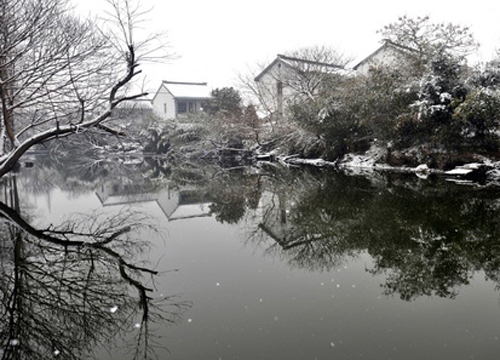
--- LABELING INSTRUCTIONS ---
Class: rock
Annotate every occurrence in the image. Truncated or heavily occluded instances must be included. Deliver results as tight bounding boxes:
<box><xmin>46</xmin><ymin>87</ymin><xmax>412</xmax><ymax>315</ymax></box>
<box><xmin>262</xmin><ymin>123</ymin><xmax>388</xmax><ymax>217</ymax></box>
<box><xmin>445</xmin><ymin>163</ymin><xmax>491</xmax><ymax>184</ymax></box>
<box><xmin>415</xmin><ymin>164</ymin><xmax>430</xmax><ymax>179</ymax></box>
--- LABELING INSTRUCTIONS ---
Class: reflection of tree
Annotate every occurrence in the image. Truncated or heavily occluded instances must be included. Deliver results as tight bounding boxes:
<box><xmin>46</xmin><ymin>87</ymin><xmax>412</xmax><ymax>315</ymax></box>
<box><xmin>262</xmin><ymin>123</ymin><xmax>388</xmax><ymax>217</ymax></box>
<box><xmin>246</xmin><ymin>169</ymin><xmax>368</xmax><ymax>271</ymax></box>
<box><xmin>293</xmin><ymin>175</ymin><xmax>500</xmax><ymax>300</ymax></box>
<box><xmin>0</xmin><ymin>177</ymin><xmax>188</xmax><ymax>360</ymax></box>
<box><xmin>216</xmin><ymin>165</ymin><xmax>500</xmax><ymax>301</ymax></box>
<box><xmin>207</xmin><ymin>167</ymin><xmax>262</xmax><ymax>225</ymax></box>
<box><xmin>363</xmin><ymin>185</ymin><xmax>500</xmax><ymax>301</ymax></box>
<box><xmin>19</xmin><ymin>154</ymin><xmax>168</xmax><ymax>199</ymax></box>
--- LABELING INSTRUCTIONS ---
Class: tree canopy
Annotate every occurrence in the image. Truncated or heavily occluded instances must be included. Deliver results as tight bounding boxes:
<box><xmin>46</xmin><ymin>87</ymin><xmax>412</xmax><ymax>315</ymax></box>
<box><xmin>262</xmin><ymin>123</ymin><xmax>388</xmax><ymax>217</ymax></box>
<box><xmin>204</xmin><ymin>87</ymin><xmax>242</xmax><ymax>117</ymax></box>
<box><xmin>378</xmin><ymin>15</ymin><xmax>479</xmax><ymax>64</ymax></box>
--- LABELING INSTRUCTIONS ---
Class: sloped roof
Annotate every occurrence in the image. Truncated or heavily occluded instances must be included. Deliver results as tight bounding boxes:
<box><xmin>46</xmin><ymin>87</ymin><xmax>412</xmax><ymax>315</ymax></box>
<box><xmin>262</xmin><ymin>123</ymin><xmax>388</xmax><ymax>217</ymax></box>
<box><xmin>353</xmin><ymin>40</ymin><xmax>418</xmax><ymax>70</ymax></box>
<box><xmin>162</xmin><ymin>81</ymin><xmax>210</xmax><ymax>99</ymax></box>
<box><xmin>254</xmin><ymin>54</ymin><xmax>344</xmax><ymax>81</ymax></box>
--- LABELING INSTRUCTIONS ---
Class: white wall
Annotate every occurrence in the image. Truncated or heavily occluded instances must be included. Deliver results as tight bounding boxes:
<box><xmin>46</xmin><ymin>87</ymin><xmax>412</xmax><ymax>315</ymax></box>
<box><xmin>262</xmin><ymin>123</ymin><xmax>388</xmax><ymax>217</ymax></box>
<box><xmin>152</xmin><ymin>85</ymin><xmax>176</xmax><ymax>119</ymax></box>
<box><xmin>256</xmin><ymin>62</ymin><xmax>298</xmax><ymax>118</ymax></box>
<box><xmin>355</xmin><ymin>46</ymin><xmax>404</xmax><ymax>76</ymax></box>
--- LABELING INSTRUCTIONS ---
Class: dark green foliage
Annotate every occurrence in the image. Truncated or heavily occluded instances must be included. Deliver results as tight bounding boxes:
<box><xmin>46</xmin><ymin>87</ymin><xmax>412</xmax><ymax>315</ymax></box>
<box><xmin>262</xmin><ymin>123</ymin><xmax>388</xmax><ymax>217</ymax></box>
<box><xmin>354</xmin><ymin>67</ymin><xmax>418</xmax><ymax>143</ymax></box>
<box><xmin>286</xmin><ymin>45</ymin><xmax>500</xmax><ymax>161</ymax></box>
<box><xmin>289</xmin><ymin>66</ymin><xmax>421</xmax><ymax>159</ymax></box>
<box><xmin>288</xmin><ymin>75</ymin><xmax>368</xmax><ymax>159</ymax></box>
<box><xmin>204</xmin><ymin>87</ymin><xmax>242</xmax><ymax>117</ymax></box>
<box><xmin>453</xmin><ymin>89</ymin><xmax>500</xmax><ymax>151</ymax></box>
<box><xmin>411</xmin><ymin>53</ymin><xmax>468</xmax><ymax>148</ymax></box>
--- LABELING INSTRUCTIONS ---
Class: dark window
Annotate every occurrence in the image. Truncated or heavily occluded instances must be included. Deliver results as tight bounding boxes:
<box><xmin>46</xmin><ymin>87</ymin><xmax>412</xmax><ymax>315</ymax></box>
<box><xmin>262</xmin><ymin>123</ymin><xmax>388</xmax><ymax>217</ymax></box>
<box><xmin>178</xmin><ymin>101</ymin><xmax>187</xmax><ymax>113</ymax></box>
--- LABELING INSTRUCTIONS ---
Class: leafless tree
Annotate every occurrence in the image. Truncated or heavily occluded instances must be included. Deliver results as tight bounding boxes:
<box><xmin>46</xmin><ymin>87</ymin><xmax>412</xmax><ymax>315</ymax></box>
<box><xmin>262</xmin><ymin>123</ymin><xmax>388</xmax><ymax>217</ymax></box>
<box><xmin>0</xmin><ymin>0</ymin><xmax>170</xmax><ymax>177</ymax></box>
<box><xmin>278</xmin><ymin>46</ymin><xmax>351</xmax><ymax>101</ymax></box>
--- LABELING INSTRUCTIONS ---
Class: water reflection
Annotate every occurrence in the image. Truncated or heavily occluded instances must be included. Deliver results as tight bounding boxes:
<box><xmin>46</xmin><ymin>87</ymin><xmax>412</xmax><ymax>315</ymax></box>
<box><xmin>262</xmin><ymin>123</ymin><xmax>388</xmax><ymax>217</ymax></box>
<box><xmin>0</xmin><ymin>175</ymin><xmax>188</xmax><ymax>360</ymax></box>
<box><xmin>15</xmin><ymin>154</ymin><xmax>500</xmax><ymax>304</ymax></box>
<box><xmin>10</xmin><ymin>154</ymin><xmax>500</xmax><ymax>358</ymax></box>
<box><xmin>164</xmin><ymin>161</ymin><xmax>500</xmax><ymax>302</ymax></box>
<box><xmin>241</xmin><ymin>167</ymin><xmax>500</xmax><ymax>301</ymax></box>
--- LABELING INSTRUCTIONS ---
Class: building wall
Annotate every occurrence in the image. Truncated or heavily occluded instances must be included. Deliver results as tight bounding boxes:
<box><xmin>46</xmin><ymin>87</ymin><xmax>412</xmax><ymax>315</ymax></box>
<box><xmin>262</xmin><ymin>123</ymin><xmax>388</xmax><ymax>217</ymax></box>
<box><xmin>256</xmin><ymin>62</ymin><xmax>298</xmax><ymax>119</ymax></box>
<box><xmin>355</xmin><ymin>46</ymin><xmax>404</xmax><ymax>76</ymax></box>
<box><xmin>152</xmin><ymin>85</ymin><xmax>176</xmax><ymax>119</ymax></box>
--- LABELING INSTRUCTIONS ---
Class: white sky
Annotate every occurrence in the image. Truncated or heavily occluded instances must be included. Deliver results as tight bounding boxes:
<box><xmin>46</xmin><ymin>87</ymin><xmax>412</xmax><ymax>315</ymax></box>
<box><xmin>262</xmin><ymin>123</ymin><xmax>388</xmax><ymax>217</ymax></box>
<box><xmin>75</xmin><ymin>0</ymin><xmax>500</xmax><ymax>95</ymax></box>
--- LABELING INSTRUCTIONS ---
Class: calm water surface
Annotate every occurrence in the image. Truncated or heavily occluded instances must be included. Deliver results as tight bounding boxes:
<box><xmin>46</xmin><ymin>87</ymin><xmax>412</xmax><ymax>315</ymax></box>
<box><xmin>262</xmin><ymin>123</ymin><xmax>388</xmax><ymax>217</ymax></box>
<box><xmin>3</xmin><ymin>155</ymin><xmax>500</xmax><ymax>359</ymax></box>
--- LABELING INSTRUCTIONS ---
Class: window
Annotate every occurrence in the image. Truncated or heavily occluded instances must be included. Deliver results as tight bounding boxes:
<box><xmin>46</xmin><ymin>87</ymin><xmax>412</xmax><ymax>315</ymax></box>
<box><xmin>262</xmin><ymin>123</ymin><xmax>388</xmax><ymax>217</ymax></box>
<box><xmin>163</xmin><ymin>103</ymin><xmax>167</xmax><ymax>114</ymax></box>
<box><xmin>277</xmin><ymin>81</ymin><xmax>283</xmax><ymax>96</ymax></box>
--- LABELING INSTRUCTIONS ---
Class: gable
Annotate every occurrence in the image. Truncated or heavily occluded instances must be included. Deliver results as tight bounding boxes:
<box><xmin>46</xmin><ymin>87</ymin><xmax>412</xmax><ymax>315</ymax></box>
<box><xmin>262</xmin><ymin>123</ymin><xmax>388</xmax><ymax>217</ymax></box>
<box><xmin>254</xmin><ymin>58</ymin><xmax>293</xmax><ymax>82</ymax></box>
<box><xmin>152</xmin><ymin>83</ymin><xmax>169</xmax><ymax>104</ymax></box>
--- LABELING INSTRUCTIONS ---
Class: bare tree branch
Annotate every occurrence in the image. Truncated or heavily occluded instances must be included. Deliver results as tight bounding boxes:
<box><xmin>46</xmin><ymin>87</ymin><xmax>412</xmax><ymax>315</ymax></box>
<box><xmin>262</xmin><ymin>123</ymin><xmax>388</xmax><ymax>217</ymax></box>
<box><xmin>0</xmin><ymin>0</ymin><xmax>172</xmax><ymax>177</ymax></box>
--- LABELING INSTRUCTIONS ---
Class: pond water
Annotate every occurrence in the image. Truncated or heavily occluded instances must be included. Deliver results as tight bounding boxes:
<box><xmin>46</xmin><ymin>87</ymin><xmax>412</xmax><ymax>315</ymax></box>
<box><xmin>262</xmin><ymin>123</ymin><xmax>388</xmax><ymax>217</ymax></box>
<box><xmin>2</xmin><ymin>155</ymin><xmax>500</xmax><ymax>359</ymax></box>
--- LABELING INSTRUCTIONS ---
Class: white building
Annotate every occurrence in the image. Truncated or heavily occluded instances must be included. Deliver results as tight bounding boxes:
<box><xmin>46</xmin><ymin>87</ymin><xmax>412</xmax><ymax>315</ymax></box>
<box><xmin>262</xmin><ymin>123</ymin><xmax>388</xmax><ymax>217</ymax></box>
<box><xmin>353</xmin><ymin>40</ymin><xmax>418</xmax><ymax>75</ymax></box>
<box><xmin>254</xmin><ymin>54</ymin><xmax>346</xmax><ymax>119</ymax></box>
<box><xmin>152</xmin><ymin>81</ymin><xmax>210</xmax><ymax>119</ymax></box>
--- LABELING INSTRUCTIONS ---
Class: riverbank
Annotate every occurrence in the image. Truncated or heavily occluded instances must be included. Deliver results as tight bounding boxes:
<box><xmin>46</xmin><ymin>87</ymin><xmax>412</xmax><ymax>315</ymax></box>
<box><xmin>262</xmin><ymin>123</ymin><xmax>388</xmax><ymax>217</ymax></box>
<box><xmin>274</xmin><ymin>143</ymin><xmax>500</xmax><ymax>186</ymax></box>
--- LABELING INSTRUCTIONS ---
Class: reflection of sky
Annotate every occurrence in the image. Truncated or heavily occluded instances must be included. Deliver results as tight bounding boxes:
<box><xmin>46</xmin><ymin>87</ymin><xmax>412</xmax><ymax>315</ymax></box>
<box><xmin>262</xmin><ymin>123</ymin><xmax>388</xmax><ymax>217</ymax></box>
<box><xmin>26</xmin><ymin>188</ymin><xmax>103</xmax><ymax>227</ymax></box>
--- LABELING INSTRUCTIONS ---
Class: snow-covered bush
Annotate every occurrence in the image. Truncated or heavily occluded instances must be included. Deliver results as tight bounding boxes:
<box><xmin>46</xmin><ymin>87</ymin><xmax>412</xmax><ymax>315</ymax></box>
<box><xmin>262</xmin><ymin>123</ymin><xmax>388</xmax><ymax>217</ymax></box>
<box><xmin>404</xmin><ymin>52</ymin><xmax>470</xmax><ymax>149</ymax></box>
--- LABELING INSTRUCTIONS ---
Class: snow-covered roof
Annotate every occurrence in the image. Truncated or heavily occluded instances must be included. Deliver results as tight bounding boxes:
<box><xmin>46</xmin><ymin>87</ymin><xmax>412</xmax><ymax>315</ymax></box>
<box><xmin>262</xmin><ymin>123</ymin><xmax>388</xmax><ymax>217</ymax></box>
<box><xmin>162</xmin><ymin>81</ymin><xmax>210</xmax><ymax>99</ymax></box>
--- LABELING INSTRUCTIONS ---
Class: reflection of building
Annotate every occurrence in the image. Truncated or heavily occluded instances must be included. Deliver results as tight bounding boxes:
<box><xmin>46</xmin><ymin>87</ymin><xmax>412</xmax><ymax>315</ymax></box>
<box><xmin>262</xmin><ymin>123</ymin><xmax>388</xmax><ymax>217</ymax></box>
<box><xmin>96</xmin><ymin>180</ymin><xmax>212</xmax><ymax>221</ymax></box>
<box><xmin>157</xmin><ymin>189</ymin><xmax>212</xmax><ymax>221</ymax></box>
<box><xmin>96</xmin><ymin>181</ymin><xmax>159</xmax><ymax>206</ymax></box>
<box><xmin>152</xmin><ymin>81</ymin><xmax>210</xmax><ymax>119</ymax></box>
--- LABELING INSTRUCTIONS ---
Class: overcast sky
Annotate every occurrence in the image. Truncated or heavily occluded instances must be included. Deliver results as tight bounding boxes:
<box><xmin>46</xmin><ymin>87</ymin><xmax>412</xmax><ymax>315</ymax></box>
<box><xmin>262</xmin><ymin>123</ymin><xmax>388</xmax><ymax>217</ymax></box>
<box><xmin>77</xmin><ymin>0</ymin><xmax>500</xmax><ymax>93</ymax></box>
